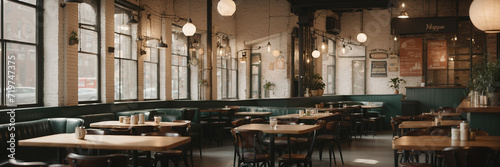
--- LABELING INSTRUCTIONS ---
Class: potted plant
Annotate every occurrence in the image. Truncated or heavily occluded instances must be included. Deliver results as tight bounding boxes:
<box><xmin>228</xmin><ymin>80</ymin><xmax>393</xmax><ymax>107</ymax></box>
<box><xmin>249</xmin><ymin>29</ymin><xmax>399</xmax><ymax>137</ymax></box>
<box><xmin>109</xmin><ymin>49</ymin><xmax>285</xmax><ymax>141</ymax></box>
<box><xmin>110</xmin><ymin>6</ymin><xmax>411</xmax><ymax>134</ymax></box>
<box><xmin>388</xmin><ymin>77</ymin><xmax>406</xmax><ymax>94</ymax></box>
<box><xmin>69</xmin><ymin>31</ymin><xmax>79</xmax><ymax>46</ymax></box>
<box><xmin>469</xmin><ymin>62</ymin><xmax>500</xmax><ymax>105</ymax></box>
<box><xmin>309</xmin><ymin>73</ymin><xmax>325</xmax><ymax>96</ymax></box>
<box><xmin>263</xmin><ymin>81</ymin><xmax>275</xmax><ymax>98</ymax></box>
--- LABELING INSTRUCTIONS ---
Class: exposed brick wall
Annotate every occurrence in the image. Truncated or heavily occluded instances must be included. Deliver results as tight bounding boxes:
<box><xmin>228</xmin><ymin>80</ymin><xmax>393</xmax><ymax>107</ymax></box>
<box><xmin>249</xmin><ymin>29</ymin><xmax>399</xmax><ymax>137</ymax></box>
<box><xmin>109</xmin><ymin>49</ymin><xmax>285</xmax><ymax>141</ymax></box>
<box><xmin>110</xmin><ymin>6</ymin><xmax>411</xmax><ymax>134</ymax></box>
<box><xmin>65</xmin><ymin>4</ymin><xmax>79</xmax><ymax>106</ymax></box>
<box><xmin>101</xmin><ymin>0</ymin><xmax>115</xmax><ymax>103</ymax></box>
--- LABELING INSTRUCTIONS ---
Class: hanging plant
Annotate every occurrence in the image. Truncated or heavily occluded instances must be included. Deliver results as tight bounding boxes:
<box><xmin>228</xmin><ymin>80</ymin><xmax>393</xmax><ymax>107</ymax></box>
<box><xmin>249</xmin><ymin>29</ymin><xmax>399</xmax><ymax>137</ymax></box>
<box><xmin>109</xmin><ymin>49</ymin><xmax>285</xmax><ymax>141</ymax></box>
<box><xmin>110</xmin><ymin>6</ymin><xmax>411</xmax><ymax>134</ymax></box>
<box><xmin>69</xmin><ymin>31</ymin><xmax>79</xmax><ymax>46</ymax></box>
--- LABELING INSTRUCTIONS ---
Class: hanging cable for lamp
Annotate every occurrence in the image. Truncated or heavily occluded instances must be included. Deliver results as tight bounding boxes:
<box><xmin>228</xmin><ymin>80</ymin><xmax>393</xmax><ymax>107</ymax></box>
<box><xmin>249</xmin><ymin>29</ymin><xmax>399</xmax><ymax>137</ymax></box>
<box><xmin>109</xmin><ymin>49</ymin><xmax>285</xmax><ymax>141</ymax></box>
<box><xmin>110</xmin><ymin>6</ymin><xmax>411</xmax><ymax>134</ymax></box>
<box><xmin>182</xmin><ymin>0</ymin><xmax>196</xmax><ymax>36</ymax></box>
<box><xmin>267</xmin><ymin>0</ymin><xmax>271</xmax><ymax>52</ymax></box>
<box><xmin>357</xmin><ymin>10</ymin><xmax>367</xmax><ymax>43</ymax></box>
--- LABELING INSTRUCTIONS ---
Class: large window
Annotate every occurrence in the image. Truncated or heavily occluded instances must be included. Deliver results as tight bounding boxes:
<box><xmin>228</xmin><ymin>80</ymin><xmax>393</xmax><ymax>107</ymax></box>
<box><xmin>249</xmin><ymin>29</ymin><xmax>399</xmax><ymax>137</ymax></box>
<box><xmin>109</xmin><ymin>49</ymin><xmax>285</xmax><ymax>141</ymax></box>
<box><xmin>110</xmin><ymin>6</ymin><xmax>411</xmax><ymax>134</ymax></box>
<box><xmin>114</xmin><ymin>6</ymin><xmax>137</xmax><ymax>100</ymax></box>
<box><xmin>3</xmin><ymin>0</ymin><xmax>39</xmax><ymax>106</ymax></box>
<box><xmin>144</xmin><ymin>40</ymin><xmax>159</xmax><ymax>100</ymax></box>
<box><xmin>78</xmin><ymin>0</ymin><xmax>99</xmax><ymax>102</ymax></box>
<box><xmin>171</xmin><ymin>26</ymin><xmax>189</xmax><ymax>99</ymax></box>
<box><xmin>217</xmin><ymin>37</ymin><xmax>237</xmax><ymax>99</ymax></box>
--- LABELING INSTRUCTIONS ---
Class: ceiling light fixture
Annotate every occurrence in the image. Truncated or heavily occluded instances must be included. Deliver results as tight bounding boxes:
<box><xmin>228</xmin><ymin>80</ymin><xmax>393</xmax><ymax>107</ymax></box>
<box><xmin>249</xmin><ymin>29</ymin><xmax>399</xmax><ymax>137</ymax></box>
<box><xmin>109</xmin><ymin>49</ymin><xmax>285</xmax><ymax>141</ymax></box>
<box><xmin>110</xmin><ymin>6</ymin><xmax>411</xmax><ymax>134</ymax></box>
<box><xmin>267</xmin><ymin>0</ymin><xmax>271</xmax><ymax>53</ymax></box>
<box><xmin>321</xmin><ymin>37</ymin><xmax>327</xmax><ymax>50</ymax></box>
<box><xmin>127</xmin><ymin>13</ymin><xmax>139</xmax><ymax>25</ymax></box>
<box><xmin>469</xmin><ymin>0</ymin><xmax>500</xmax><ymax>33</ymax></box>
<box><xmin>182</xmin><ymin>0</ymin><xmax>196</xmax><ymax>36</ymax></box>
<box><xmin>312</xmin><ymin>49</ymin><xmax>320</xmax><ymax>58</ymax></box>
<box><xmin>357</xmin><ymin>10</ymin><xmax>367</xmax><ymax>43</ymax></box>
<box><xmin>398</xmin><ymin>2</ymin><xmax>409</xmax><ymax>18</ymax></box>
<box><xmin>157</xmin><ymin>17</ymin><xmax>168</xmax><ymax>49</ymax></box>
<box><xmin>272</xmin><ymin>49</ymin><xmax>280</xmax><ymax>57</ymax></box>
<box><xmin>240</xmin><ymin>51</ymin><xmax>247</xmax><ymax>63</ymax></box>
<box><xmin>217</xmin><ymin>0</ymin><xmax>236</xmax><ymax>16</ymax></box>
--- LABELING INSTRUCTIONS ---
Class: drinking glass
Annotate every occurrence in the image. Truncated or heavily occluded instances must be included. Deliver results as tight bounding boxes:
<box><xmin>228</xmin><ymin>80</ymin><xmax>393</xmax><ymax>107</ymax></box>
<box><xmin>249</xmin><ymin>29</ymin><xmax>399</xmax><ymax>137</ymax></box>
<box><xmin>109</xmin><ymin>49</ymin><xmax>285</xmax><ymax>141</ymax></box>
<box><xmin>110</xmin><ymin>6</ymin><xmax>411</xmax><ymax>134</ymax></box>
<box><xmin>269</xmin><ymin>117</ymin><xmax>278</xmax><ymax>129</ymax></box>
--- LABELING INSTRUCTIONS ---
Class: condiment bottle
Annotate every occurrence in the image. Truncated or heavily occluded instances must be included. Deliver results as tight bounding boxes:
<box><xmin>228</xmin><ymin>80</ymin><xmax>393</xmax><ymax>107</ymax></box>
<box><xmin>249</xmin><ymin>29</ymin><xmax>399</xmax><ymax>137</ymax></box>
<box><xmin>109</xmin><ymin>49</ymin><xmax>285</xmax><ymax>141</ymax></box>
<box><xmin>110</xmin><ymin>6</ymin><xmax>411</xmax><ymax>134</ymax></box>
<box><xmin>460</xmin><ymin>121</ymin><xmax>469</xmax><ymax>141</ymax></box>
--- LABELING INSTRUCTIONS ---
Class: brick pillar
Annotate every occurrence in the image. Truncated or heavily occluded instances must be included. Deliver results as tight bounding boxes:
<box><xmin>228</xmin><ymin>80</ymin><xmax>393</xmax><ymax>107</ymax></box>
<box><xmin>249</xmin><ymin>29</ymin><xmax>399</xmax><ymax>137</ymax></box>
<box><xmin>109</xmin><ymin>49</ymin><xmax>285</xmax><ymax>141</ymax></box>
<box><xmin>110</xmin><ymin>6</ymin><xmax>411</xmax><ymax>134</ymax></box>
<box><xmin>64</xmin><ymin>4</ymin><xmax>79</xmax><ymax>106</ymax></box>
<box><xmin>43</xmin><ymin>0</ymin><xmax>64</xmax><ymax>106</ymax></box>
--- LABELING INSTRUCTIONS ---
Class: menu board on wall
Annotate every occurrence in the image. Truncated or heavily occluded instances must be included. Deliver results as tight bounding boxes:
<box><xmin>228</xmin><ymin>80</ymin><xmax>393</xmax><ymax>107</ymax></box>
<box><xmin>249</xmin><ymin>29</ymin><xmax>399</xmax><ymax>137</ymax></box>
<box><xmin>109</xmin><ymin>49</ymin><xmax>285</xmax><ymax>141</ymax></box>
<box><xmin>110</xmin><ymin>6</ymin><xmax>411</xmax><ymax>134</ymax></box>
<box><xmin>400</xmin><ymin>38</ymin><xmax>423</xmax><ymax>76</ymax></box>
<box><xmin>371</xmin><ymin>61</ymin><xmax>387</xmax><ymax>77</ymax></box>
<box><xmin>427</xmin><ymin>40</ymin><xmax>447</xmax><ymax>70</ymax></box>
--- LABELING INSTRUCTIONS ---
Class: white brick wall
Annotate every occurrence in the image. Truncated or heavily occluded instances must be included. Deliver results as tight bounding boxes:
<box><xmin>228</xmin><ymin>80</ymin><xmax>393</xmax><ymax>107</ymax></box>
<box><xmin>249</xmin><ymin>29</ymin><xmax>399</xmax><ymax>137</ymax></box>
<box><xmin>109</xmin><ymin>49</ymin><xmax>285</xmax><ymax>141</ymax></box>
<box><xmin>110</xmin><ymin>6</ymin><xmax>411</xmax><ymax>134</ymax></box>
<box><xmin>43</xmin><ymin>0</ymin><xmax>63</xmax><ymax>106</ymax></box>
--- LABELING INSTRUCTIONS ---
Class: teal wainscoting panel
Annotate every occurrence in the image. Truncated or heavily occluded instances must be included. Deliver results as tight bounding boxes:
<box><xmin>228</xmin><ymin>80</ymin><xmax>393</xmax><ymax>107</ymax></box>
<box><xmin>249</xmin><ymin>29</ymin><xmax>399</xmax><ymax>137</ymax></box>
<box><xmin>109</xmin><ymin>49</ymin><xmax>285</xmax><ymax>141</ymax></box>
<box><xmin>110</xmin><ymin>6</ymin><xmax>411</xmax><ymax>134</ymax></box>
<box><xmin>344</xmin><ymin>94</ymin><xmax>404</xmax><ymax>130</ymax></box>
<box><xmin>406</xmin><ymin>87</ymin><xmax>467</xmax><ymax>114</ymax></box>
<box><xmin>468</xmin><ymin>112</ymin><xmax>500</xmax><ymax>136</ymax></box>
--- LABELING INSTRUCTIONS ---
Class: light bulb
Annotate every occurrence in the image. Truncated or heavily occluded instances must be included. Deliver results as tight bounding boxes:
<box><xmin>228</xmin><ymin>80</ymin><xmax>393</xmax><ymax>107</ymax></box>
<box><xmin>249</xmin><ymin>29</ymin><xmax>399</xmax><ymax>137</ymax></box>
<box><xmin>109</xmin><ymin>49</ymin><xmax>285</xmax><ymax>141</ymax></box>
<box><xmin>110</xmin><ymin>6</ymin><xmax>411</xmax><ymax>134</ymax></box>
<box><xmin>402</xmin><ymin>2</ymin><xmax>405</xmax><ymax>8</ymax></box>
<box><xmin>394</xmin><ymin>36</ymin><xmax>398</xmax><ymax>41</ymax></box>
<box><xmin>272</xmin><ymin>49</ymin><xmax>280</xmax><ymax>57</ymax></box>
<box><xmin>321</xmin><ymin>42</ymin><xmax>326</xmax><ymax>50</ymax></box>
<box><xmin>306</xmin><ymin>58</ymin><xmax>310</xmax><ymax>63</ymax></box>
<box><xmin>182</xmin><ymin>19</ymin><xmax>196</xmax><ymax>36</ymax></box>
<box><xmin>312</xmin><ymin>50</ymin><xmax>321</xmax><ymax>58</ymax></box>
<box><xmin>342</xmin><ymin>47</ymin><xmax>346</xmax><ymax>54</ymax></box>
<box><xmin>217</xmin><ymin>0</ymin><xmax>236</xmax><ymax>16</ymax></box>
<box><xmin>267</xmin><ymin>42</ymin><xmax>271</xmax><ymax>52</ymax></box>
<box><xmin>357</xmin><ymin>33</ymin><xmax>367</xmax><ymax>43</ymax></box>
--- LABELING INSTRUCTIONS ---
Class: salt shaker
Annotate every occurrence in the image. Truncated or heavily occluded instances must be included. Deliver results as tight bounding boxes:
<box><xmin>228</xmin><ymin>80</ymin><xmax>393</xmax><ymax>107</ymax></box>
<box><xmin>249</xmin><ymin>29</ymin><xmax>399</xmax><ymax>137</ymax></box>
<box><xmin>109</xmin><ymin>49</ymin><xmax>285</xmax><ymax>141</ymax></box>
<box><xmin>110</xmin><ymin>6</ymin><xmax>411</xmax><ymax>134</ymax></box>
<box><xmin>451</xmin><ymin>126</ymin><xmax>460</xmax><ymax>140</ymax></box>
<box><xmin>460</xmin><ymin>121</ymin><xmax>469</xmax><ymax>141</ymax></box>
<box><xmin>138</xmin><ymin>113</ymin><xmax>145</xmax><ymax>124</ymax></box>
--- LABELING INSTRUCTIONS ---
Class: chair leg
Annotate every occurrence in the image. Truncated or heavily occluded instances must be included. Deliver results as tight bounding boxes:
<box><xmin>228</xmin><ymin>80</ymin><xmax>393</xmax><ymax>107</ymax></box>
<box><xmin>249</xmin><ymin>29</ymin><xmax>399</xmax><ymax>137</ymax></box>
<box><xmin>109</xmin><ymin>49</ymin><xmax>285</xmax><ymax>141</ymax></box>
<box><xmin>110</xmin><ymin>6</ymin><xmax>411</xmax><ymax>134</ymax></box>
<box><xmin>318</xmin><ymin>142</ymin><xmax>324</xmax><ymax>161</ymax></box>
<box><xmin>335</xmin><ymin>141</ymin><xmax>344</xmax><ymax>165</ymax></box>
<box><xmin>330</xmin><ymin>141</ymin><xmax>336</xmax><ymax>166</ymax></box>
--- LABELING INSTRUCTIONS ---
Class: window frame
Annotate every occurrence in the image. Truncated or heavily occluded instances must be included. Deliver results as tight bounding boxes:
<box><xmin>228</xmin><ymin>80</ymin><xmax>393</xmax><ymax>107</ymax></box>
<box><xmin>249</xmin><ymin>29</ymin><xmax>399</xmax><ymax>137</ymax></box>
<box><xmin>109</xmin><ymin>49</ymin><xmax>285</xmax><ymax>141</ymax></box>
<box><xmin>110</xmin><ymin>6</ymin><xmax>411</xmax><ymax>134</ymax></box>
<box><xmin>171</xmin><ymin>25</ymin><xmax>190</xmax><ymax>100</ymax></box>
<box><xmin>143</xmin><ymin>40</ymin><xmax>159</xmax><ymax>100</ymax></box>
<box><xmin>1</xmin><ymin>0</ymin><xmax>43</xmax><ymax>107</ymax></box>
<box><xmin>77</xmin><ymin>0</ymin><xmax>100</xmax><ymax>103</ymax></box>
<box><xmin>113</xmin><ymin>5</ymin><xmax>138</xmax><ymax>101</ymax></box>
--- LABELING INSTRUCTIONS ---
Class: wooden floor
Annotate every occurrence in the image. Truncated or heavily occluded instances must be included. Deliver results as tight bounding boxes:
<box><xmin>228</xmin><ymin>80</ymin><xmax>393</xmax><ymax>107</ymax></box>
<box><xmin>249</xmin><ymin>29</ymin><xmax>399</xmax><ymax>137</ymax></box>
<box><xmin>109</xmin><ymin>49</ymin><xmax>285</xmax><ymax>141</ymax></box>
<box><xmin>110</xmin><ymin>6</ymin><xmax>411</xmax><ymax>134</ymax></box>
<box><xmin>190</xmin><ymin>131</ymin><xmax>395</xmax><ymax>167</ymax></box>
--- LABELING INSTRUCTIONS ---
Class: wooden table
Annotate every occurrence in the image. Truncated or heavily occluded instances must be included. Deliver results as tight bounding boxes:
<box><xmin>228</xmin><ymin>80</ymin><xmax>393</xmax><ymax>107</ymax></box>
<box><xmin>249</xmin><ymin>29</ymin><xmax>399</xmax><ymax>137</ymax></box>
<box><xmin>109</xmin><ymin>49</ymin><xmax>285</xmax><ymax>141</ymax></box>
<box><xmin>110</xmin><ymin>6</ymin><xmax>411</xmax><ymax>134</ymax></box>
<box><xmin>398</xmin><ymin>120</ymin><xmax>462</xmax><ymax>129</ymax></box>
<box><xmin>392</xmin><ymin>135</ymin><xmax>500</xmax><ymax>167</ymax></box>
<box><xmin>236</xmin><ymin>124</ymin><xmax>320</xmax><ymax>167</ymax></box>
<box><xmin>421</xmin><ymin>112</ymin><xmax>462</xmax><ymax>116</ymax></box>
<box><xmin>234</xmin><ymin>111</ymin><xmax>272</xmax><ymax>116</ymax></box>
<box><xmin>19</xmin><ymin>133</ymin><xmax>191</xmax><ymax>167</ymax></box>
<box><xmin>274</xmin><ymin>113</ymin><xmax>337</xmax><ymax>120</ymax></box>
<box><xmin>89</xmin><ymin>121</ymin><xmax>188</xmax><ymax>128</ymax></box>
<box><xmin>316</xmin><ymin>108</ymin><xmax>344</xmax><ymax>112</ymax></box>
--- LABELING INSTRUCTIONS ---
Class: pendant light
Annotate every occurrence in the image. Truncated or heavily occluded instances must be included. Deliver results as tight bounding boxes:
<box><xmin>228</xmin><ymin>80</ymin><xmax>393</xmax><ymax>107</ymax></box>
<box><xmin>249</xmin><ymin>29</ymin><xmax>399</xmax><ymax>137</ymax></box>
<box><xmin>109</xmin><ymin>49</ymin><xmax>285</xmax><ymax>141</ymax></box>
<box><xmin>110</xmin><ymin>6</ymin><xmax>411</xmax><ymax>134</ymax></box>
<box><xmin>217</xmin><ymin>0</ymin><xmax>236</xmax><ymax>16</ymax></box>
<box><xmin>266</xmin><ymin>0</ymin><xmax>271</xmax><ymax>53</ymax></box>
<box><xmin>127</xmin><ymin>13</ymin><xmax>139</xmax><ymax>25</ymax></box>
<box><xmin>312</xmin><ymin>49</ymin><xmax>321</xmax><ymax>58</ymax></box>
<box><xmin>272</xmin><ymin>49</ymin><xmax>280</xmax><ymax>57</ymax></box>
<box><xmin>240</xmin><ymin>51</ymin><xmax>247</xmax><ymax>63</ymax></box>
<box><xmin>357</xmin><ymin>10</ymin><xmax>367</xmax><ymax>43</ymax></box>
<box><xmin>321</xmin><ymin>37</ymin><xmax>327</xmax><ymax>50</ymax></box>
<box><xmin>157</xmin><ymin>17</ymin><xmax>168</xmax><ymax>49</ymax></box>
<box><xmin>469</xmin><ymin>0</ymin><xmax>500</xmax><ymax>33</ymax></box>
<box><xmin>182</xmin><ymin>0</ymin><xmax>196</xmax><ymax>36</ymax></box>
<box><xmin>398</xmin><ymin>2</ymin><xmax>409</xmax><ymax>18</ymax></box>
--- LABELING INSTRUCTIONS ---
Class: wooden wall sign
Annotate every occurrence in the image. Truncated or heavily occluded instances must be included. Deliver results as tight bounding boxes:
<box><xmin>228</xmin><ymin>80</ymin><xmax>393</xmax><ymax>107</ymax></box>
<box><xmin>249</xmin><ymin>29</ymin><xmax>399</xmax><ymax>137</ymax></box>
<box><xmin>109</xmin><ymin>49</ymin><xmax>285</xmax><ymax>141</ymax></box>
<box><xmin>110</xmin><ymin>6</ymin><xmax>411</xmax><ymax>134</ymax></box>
<box><xmin>391</xmin><ymin>17</ymin><xmax>458</xmax><ymax>34</ymax></box>
<box><xmin>400</xmin><ymin>38</ymin><xmax>423</xmax><ymax>76</ymax></box>
<box><xmin>371</xmin><ymin>61</ymin><xmax>387</xmax><ymax>77</ymax></box>
<box><xmin>388</xmin><ymin>54</ymin><xmax>398</xmax><ymax>72</ymax></box>
<box><xmin>427</xmin><ymin>40</ymin><xmax>447</xmax><ymax>70</ymax></box>
<box><xmin>370</xmin><ymin>52</ymin><xmax>389</xmax><ymax>59</ymax></box>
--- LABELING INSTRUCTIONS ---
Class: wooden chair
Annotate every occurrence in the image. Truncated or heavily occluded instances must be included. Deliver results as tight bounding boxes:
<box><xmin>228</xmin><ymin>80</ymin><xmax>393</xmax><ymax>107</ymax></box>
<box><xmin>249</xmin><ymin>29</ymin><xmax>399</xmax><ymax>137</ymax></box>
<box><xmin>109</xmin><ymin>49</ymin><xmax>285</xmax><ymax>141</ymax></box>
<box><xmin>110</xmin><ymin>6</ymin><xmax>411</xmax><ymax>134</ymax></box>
<box><xmin>442</xmin><ymin>146</ymin><xmax>498</xmax><ymax>167</ymax></box>
<box><xmin>160</xmin><ymin>122</ymin><xmax>195</xmax><ymax>166</ymax></box>
<box><xmin>142</xmin><ymin>132</ymin><xmax>190</xmax><ymax>167</ymax></box>
<box><xmin>234</xmin><ymin>130</ymin><xmax>271</xmax><ymax>167</ymax></box>
<box><xmin>278</xmin><ymin>130</ymin><xmax>318</xmax><ymax>167</ymax></box>
<box><xmin>8</xmin><ymin>159</ymin><xmax>47</xmax><ymax>167</ymax></box>
<box><xmin>66</xmin><ymin>153</ymin><xmax>128</xmax><ymax>167</ymax></box>
<box><xmin>398</xmin><ymin>129</ymin><xmax>432</xmax><ymax>167</ymax></box>
<box><xmin>316</xmin><ymin>121</ymin><xmax>344</xmax><ymax>166</ymax></box>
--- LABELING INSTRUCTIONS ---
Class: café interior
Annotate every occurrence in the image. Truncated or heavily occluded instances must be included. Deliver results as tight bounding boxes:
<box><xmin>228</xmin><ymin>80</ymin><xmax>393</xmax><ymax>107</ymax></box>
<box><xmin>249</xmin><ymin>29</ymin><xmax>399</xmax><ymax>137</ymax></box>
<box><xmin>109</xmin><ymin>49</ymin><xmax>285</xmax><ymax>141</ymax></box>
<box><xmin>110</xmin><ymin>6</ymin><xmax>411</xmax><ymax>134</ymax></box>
<box><xmin>1</xmin><ymin>0</ymin><xmax>500</xmax><ymax>166</ymax></box>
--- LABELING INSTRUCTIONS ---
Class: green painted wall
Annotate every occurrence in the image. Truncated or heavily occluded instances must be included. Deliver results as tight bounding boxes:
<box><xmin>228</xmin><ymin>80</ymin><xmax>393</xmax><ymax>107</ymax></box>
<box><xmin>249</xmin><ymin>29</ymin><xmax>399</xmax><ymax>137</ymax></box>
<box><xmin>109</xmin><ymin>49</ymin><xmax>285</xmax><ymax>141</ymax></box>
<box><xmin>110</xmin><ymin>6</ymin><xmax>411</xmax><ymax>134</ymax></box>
<box><xmin>406</xmin><ymin>87</ymin><xmax>467</xmax><ymax>114</ymax></box>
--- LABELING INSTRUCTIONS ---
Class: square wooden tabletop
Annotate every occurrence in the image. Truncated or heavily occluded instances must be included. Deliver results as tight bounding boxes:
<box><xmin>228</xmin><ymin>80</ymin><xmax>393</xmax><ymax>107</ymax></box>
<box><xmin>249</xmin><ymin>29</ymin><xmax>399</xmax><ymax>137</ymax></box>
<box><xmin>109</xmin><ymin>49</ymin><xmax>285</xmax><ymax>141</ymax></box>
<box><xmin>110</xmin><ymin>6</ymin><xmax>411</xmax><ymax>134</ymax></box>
<box><xmin>18</xmin><ymin>133</ymin><xmax>191</xmax><ymax>151</ymax></box>
<box><xmin>398</xmin><ymin>120</ymin><xmax>462</xmax><ymax>129</ymax></box>
<box><xmin>235</xmin><ymin>124</ymin><xmax>320</xmax><ymax>134</ymax></box>
<box><xmin>89</xmin><ymin>121</ymin><xmax>188</xmax><ymax>128</ymax></box>
<box><xmin>393</xmin><ymin>136</ymin><xmax>500</xmax><ymax>151</ymax></box>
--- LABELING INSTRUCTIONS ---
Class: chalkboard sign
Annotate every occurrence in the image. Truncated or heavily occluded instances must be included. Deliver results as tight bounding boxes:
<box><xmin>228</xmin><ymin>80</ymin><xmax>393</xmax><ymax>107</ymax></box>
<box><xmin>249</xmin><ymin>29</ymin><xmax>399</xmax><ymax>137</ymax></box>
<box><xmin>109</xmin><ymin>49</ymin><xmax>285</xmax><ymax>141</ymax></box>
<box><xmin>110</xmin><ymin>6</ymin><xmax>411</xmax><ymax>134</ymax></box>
<box><xmin>427</xmin><ymin>40</ymin><xmax>447</xmax><ymax>70</ymax></box>
<box><xmin>400</xmin><ymin>38</ymin><xmax>423</xmax><ymax>76</ymax></box>
<box><xmin>371</xmin><ymin>61</ymin><xmax>387</xmax><ymax>77</ymax></box>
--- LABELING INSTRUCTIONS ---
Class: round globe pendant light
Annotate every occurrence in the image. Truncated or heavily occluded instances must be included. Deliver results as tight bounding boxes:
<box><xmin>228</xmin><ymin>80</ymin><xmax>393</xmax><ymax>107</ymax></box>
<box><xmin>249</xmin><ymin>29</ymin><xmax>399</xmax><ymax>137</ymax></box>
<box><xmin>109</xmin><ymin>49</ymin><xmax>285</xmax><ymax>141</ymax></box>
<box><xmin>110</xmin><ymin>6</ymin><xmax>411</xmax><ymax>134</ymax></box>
<box><xmin>312</xmin><ymin>49</ymin><xmax>321</xmax><ymax>58</ymax></box>
<box><xmin>357</xmin><ymin>11</ymin><xmax>367</xmax><ymax>43</ymax></box>
<box><xmin>183</xmin><ymin>0</ymin><xmax>196</xmax><ymax>36</ymax></box>
<box><xmin>272</xmin><ymin>49</ymin><xmax>280</xmax><ymax>57</ymax></box>
<box><xmin>357</xmin><ymin>33</ymin><xmax>367</xmax><ymax>43</ymax></box>
<box><xmin>217</xmin><ymin>0</ymin><xmax>236</xmax><ymax>16</ymax></box>
<box><xmin>469</xmin><ymin>0</ymin><xmax>500</xmax><ymax>33</ymax></box>
<box><xmin>182</xmin><ymin>19</ymin><xmax>196</xmax><ymax>36</ymax></box>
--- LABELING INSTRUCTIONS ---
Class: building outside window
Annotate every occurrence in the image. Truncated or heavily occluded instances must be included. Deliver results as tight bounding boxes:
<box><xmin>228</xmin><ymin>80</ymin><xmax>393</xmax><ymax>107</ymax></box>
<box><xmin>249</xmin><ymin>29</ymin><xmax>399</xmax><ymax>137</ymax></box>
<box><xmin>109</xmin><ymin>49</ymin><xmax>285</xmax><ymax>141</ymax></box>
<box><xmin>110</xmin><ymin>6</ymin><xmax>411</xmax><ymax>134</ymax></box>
<box><xmin>217</xmin><ymin>36</ymin><xmax>237</xmax><ymax>99</ymax></box>
<box><xmin>2</xmin><ymin>0</ymin><xmax>39</xmax><ymax>106</ymax></box>
<box><xmin>171</xmin><ymin>26</ymin><xmax>189</xmax><ymax>99</ymax></box>
<box><xmin>144</xmin><ymin>40</ymin><xmax>159</xmax><ymax>100</ymax></box>
<box><xmin>78</xmin><ymin>0</ymin><xmax>99</xmax><ymax>102</ymax></box>
<box><xmin>114</xmin><ymin>6</ymin><xmax>138</xmax><ymax>100</ymax></box>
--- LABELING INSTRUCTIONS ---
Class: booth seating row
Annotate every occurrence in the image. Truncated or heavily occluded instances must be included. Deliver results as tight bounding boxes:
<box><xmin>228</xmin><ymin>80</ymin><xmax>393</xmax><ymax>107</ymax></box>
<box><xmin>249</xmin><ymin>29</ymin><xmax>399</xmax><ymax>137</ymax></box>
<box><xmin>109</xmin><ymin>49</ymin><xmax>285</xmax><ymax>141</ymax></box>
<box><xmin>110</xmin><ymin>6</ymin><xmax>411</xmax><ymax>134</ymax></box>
<box><xmin>0</xmin><ymin>118</ymin><xmax>84</xmax><ymax>166</ymax></box>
